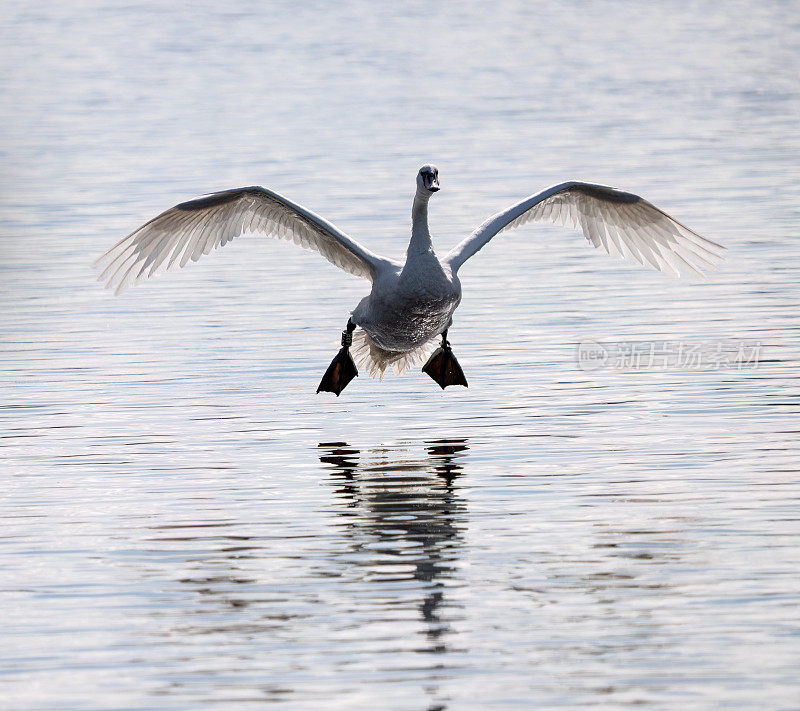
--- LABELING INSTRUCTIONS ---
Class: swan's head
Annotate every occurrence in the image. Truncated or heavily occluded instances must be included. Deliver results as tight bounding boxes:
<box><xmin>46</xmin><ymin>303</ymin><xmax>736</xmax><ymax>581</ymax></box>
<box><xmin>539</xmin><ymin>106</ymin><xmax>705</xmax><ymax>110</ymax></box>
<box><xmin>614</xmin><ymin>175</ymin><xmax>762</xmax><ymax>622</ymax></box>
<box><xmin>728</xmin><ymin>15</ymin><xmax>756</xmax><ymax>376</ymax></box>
<box><xmin>417</xmin><ymin>164</ymin><xmax>440</xmax><ymax>195</ymax></box>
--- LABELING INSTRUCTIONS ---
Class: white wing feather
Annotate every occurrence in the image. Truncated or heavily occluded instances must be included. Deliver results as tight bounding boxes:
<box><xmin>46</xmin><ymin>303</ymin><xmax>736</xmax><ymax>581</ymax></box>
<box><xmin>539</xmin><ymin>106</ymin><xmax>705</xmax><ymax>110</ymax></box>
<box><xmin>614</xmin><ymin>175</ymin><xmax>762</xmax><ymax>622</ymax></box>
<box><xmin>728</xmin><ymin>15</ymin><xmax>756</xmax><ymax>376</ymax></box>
<box><xmin>446</xmin><ymin>181</ymin><xmax>725</xmax><ymax>277</ymax></box>
<box><xmin>95</xmin><ymin>186</ymin><xmax>391</xmax><ymax>293</ymax></box>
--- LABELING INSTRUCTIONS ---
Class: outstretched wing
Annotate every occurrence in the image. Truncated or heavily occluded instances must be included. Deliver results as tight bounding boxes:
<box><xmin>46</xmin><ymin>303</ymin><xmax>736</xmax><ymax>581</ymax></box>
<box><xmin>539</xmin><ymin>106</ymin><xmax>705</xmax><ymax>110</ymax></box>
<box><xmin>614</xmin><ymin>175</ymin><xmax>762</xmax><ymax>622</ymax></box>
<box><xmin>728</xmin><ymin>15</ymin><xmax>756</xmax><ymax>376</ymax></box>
<box><xmin>96</xmin><ymin>186</ymin><xmax>392</xmax><ymax>293</ymax></box>
<box><xmin>445</xmin><ymin>182</ymin><xmax>725</xmax><ymax>277</ymax></box>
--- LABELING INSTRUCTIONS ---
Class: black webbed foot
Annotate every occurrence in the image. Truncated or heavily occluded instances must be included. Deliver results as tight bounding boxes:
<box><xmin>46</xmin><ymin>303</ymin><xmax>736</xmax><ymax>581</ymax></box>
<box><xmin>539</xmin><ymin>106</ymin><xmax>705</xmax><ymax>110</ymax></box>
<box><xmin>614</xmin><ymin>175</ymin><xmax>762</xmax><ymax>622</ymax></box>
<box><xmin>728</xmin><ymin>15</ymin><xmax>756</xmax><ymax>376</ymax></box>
<box><xmin>317</xmin><ymin>320</ymin><xmax>358</xmax><ymax>396</ymax></box>
<box><xmin>317</xmin><ymin>348</ymin><xmax>358</xmax><ymax>396</ymax></box>
<box><xmin>422</xmin><ymin>332</ymin><xmax>468</xmax><ymax>389</ymax></box>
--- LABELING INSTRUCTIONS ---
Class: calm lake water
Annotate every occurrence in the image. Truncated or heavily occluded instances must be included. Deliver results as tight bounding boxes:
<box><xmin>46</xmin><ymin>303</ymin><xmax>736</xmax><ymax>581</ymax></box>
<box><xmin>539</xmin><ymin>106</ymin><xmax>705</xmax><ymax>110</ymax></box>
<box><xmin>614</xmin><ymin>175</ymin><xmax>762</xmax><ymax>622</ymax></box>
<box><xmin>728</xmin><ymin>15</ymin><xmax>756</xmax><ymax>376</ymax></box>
<box><xmin>2</xmin><ymin>2</ymin><xmax>799</xmax><ymax>709</ymax></box>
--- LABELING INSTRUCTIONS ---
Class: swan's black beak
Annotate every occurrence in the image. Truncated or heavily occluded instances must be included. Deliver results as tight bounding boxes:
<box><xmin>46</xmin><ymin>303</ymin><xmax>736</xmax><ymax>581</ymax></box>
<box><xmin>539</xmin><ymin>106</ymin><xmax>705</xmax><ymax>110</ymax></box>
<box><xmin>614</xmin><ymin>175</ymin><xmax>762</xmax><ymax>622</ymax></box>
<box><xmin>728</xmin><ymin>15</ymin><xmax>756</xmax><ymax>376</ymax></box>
<box><xmin>423</xmin><ymin>173</ymin><xmax>440</xmax><ymax>192</ymax></box>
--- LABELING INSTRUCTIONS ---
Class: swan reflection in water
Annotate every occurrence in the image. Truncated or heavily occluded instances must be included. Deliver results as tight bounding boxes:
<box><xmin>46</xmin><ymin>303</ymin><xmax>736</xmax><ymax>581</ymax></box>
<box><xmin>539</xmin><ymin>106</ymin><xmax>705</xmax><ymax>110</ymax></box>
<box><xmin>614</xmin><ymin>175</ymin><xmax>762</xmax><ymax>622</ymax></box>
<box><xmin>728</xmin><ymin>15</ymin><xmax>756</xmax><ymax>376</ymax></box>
<box><xmin>147</xmin><ymin>440</ymin><xmax>470</xmax><ymax>708</ymax></box>
<box><xmin>319</xmin><ymin>439</ymin><xmax>469</xmax><ymax>662</ymax></box>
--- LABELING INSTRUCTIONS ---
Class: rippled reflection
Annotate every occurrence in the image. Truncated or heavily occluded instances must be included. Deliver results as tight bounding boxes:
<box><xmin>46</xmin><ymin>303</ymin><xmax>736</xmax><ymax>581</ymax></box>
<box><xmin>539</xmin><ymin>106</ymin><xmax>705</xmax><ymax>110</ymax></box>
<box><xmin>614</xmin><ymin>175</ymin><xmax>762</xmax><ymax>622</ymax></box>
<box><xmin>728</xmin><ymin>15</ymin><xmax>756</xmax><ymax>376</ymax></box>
<box><xmin>320</xmin><ymin>440</ymin><xmax>469</xmax><ymax>705</ymax></box>
<box><xmin>128</xmin><ymin>441</ymin><xmax>471</xmax><ymax>707</ymax></box>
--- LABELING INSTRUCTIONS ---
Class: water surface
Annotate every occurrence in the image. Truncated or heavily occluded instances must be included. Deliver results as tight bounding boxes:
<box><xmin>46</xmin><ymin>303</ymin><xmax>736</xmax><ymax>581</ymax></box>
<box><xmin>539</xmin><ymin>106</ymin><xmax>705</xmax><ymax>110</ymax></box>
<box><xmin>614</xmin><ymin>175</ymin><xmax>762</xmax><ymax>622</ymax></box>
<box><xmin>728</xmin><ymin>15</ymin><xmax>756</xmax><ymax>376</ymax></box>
<box><xmin>2</xmin><ymin>2</ymin><xmax>799</xmax><ymax>709</ymax></box>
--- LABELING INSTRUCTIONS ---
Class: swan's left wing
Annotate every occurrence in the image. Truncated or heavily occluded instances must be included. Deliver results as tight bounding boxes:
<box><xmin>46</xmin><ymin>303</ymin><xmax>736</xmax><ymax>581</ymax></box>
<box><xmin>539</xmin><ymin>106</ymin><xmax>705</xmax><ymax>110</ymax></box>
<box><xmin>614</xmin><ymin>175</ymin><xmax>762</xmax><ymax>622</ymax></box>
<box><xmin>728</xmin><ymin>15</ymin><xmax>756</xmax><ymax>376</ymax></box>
<box><xmin>96</xmin><ymin>186</ymin><xmax>392</xmax><ymax>293</ymax></box>
<box><xmin>445</xmin><ymin>181</ymin><xmax>725</xmax><ymax>277</ymax></box>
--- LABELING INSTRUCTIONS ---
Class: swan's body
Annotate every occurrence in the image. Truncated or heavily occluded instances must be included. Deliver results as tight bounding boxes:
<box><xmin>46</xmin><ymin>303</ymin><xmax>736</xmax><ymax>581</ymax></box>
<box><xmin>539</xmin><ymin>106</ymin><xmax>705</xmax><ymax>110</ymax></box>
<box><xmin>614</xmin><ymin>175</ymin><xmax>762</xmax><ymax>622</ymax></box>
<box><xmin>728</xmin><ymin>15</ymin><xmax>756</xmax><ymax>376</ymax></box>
<box><xmin>352</xmin><ymin>257</ymin><xmax>460</xmax><ymax>359</ymax></box>
<box><xmin>96</xmin><ymin>165</ymin><xmax>725</xmax><ymax>391</ymax></box>
<box><xmin>350</xmin><ymin>178</ymin><xmax>463</xmax><ymax>374</ymax></box>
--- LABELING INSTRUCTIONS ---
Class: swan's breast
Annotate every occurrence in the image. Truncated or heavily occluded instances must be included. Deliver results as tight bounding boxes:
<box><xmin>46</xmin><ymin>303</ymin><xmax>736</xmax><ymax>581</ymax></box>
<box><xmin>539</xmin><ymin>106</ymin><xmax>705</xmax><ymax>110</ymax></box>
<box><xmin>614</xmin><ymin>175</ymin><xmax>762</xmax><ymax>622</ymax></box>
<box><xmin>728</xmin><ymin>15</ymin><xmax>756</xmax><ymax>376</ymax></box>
<box><xmin>355</xmin><ymin>257</ymin><xmax>461</xmax><ymax>351</ymax></box>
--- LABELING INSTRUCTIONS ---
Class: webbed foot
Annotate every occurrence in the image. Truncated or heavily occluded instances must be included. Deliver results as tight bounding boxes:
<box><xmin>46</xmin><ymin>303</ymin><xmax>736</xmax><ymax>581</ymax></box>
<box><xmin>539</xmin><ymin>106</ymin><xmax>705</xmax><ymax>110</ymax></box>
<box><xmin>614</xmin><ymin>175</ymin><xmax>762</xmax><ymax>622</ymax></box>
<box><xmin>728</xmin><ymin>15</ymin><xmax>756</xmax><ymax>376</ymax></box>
<box><xmin>317</xmin><ymin>320</ymin><xmax>358</xmax><ymax>396</ymax></box>
<box><xmin>422</xmin><ymin>331</ymin><xmax>468</xmax><ymax>389</ymax></box>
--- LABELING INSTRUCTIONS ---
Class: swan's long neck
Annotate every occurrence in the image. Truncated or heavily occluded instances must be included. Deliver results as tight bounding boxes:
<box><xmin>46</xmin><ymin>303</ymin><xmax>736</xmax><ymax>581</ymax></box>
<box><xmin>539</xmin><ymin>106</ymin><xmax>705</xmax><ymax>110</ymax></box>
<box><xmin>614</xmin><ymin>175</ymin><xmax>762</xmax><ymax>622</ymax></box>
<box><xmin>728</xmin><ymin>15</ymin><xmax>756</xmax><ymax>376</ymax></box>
<box><xmin>408</xmin><ymin>192</ymin><xmax>434</xmax><ymax>256</ymax></box>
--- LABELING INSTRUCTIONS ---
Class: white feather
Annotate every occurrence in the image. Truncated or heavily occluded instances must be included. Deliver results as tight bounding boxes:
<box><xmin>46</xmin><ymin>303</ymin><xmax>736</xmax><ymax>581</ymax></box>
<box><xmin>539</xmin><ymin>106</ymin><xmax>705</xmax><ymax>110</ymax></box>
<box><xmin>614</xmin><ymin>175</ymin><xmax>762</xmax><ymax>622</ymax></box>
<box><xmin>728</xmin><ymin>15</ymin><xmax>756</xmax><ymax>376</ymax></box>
<box><xmin>446</xmin><ymin>181</ymin><xmax>725</xmax><ymax>277</ymax></box>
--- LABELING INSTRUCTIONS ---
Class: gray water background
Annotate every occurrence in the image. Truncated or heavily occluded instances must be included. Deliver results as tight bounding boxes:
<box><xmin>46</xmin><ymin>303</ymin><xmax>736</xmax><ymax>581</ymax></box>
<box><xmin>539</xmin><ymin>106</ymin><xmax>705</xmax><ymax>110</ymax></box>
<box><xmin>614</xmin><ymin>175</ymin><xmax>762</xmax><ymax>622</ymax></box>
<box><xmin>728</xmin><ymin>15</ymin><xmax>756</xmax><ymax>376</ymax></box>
<box><xmin>2</xmin><ymin>1</ymin><xmax>799</xmax><ymax>709</ymax></box>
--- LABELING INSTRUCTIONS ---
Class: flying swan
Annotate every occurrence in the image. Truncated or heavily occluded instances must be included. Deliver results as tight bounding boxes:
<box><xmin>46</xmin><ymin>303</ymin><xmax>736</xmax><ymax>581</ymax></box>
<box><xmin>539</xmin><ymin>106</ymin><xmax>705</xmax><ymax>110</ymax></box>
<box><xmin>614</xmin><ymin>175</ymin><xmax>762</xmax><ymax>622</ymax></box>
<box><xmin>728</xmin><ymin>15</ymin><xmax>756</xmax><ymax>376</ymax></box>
<box><xmin>96</xmin><ymin>165</ymin><xmax>725</xmax><ymax>394</ymax></box>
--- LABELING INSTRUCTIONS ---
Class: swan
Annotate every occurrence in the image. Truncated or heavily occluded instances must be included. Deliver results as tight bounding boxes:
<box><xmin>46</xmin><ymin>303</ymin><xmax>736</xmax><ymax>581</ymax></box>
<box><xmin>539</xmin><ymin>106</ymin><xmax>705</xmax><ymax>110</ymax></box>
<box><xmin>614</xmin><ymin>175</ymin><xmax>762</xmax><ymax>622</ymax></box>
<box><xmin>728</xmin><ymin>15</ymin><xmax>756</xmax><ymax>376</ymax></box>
<box><xmin>95</xmin><ymin>165</ymin><xmax>725</xmax><ymax>394</ymax></box>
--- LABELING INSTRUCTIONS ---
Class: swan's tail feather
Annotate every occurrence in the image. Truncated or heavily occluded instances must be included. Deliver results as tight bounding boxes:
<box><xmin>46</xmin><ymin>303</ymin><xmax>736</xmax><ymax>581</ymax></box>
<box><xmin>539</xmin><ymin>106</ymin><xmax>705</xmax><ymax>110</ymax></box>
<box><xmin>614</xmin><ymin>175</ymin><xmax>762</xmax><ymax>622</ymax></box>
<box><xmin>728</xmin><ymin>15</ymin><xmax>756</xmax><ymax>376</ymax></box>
<box><xmin>351</xmin><ymin>329</ymin><xmax>439</xmax><ymax>378</ymax></box>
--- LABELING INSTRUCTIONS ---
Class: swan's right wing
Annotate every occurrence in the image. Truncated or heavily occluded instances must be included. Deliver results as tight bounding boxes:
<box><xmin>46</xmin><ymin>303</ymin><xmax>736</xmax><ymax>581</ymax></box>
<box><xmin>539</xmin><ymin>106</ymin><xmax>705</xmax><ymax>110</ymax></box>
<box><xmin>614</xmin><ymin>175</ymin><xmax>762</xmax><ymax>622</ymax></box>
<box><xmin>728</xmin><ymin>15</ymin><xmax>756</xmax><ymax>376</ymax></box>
<box><xmin>445</xmin><ymin>182</ymin><xmax>725</xmax><ymax>277</ymax></box>
<box><xmin>96</xmin><ymin>186</ymin><xmax>392</xmax><ymax>293</ymax></box>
